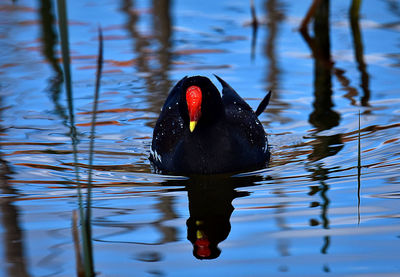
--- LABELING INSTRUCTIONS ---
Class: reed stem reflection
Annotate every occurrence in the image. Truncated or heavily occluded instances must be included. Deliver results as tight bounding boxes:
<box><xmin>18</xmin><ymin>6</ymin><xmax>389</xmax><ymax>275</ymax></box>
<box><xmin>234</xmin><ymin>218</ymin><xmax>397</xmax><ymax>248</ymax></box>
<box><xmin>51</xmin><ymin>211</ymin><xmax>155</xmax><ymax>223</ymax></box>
<box><xmin>300</xmin><ymin>1</ymin><xmax>345</xmax><ymax>268</ymax></box>
<box><xmin>39</xmin><ymin>0</ymin><xmax>66</xmax><ymax>122</ymax></box>
<box><xmin>263</xmin><ymin>0</ymin><xmax>288</xmax><ymax>121</ymax></box>
<box><xmin>350</xmin><ymin>0</ymin><xmax>370</xmax><ymax>106</ymax></box>
<box><xmin>121</xmin><ymin>0</ymin><xmax>173</xmax><ymax>111</ymax></box>
<box><xmin>250</xmin><ymin>0</ymin><xmax>258</xmax><ymax>60</ymax></box>
<box><xmin>264</xmin><ymin>0</ymin><xmax>284</xmax><ymax>93</ymax></box>
<box><xmin>0</xmin><ymin>159</ymin><xmax>30</xmax><ymax>277</ymax></box>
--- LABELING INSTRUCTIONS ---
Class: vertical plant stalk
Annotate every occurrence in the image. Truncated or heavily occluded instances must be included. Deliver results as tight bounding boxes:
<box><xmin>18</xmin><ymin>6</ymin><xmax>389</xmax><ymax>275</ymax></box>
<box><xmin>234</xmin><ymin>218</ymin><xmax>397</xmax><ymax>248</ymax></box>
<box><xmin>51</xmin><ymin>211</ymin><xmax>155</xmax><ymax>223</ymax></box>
<box><xmin>357</xmin><ymin>111</ymin><xmax>361</xmax><ymax>224</ymax></box>
<box><xmin>83</xmin><ymin>27</ymin><xmax>104</xmax><ymax>275</ymax></box>
<box><xmin>56</xmin><ymin>0</ymin><xmax>83</xmax><ymax>209</ymax></box>
<box><xmin>87</xmin><ymin>27</ymin><xmax>103</xmax><ymax>222</ymax></box>
<box><xmin>56</xmin><ymin>0</ymin><xmax>93</xmax><ymax>275</ymax></box>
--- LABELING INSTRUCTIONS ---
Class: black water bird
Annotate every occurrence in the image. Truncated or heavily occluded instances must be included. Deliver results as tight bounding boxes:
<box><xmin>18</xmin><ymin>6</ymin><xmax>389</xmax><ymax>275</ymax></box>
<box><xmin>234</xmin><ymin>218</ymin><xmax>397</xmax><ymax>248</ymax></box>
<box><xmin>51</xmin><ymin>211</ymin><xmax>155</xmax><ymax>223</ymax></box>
<box><xmin>150</xmin><ymin>75</ymin><xmax>271</xmax><ymax>174</ymax></box>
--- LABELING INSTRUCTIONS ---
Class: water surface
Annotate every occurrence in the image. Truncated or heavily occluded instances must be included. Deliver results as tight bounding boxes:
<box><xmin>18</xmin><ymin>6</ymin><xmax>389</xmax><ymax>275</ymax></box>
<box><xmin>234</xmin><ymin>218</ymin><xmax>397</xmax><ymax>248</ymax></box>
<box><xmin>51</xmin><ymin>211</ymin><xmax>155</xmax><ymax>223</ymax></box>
<box><xmin>1</xmin><ymin>0</ymin><xmax>400</xmax><ymax>276</ymax></box>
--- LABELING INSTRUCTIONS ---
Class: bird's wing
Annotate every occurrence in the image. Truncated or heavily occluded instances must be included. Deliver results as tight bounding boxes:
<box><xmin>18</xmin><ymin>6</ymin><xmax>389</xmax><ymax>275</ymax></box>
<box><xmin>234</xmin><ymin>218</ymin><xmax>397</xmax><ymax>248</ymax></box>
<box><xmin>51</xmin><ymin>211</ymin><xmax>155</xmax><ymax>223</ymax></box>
<box><xmin>162</xmin><ymin>76</ymin><xmax>187</xmax><ymax>110</ymax></box>
<box><xmin>214</xmin><ymin>75</ymin><xmax>253</xmax><ymax>114</ymax></box>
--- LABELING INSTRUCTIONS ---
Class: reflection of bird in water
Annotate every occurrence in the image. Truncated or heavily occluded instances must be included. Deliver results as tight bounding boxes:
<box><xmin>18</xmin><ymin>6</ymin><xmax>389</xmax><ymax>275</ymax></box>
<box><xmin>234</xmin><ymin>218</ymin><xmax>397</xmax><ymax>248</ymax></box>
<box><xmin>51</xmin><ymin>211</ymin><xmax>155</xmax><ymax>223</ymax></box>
<box><xmin>150</xmin><ymin>75</ymin><xmax>271</xmax><ymax>174</ymax></box>
<box><xmin>187</xmin><ymin>217</ymin><xmax>230</xmax><ymax>259</ymax></box>
<box><xmin>186</xmin><ymin>184</ymin><xmax>237</xmax><ymax>259</ymax></box>
<box><xmin>164</xmin><ymin>175</ymin><xmax>264</xmax><ymax>259</ymax></box>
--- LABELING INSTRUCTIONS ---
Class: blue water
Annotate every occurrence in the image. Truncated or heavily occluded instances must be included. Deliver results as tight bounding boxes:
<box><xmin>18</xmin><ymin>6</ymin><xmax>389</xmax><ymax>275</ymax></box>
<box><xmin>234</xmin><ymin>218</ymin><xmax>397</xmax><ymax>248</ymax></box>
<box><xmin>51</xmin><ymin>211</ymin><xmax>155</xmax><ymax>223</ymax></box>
<box><xmin>1</xmin><ymin>0</ymin><xmax>400</xmax><ymax>276</ymax></box>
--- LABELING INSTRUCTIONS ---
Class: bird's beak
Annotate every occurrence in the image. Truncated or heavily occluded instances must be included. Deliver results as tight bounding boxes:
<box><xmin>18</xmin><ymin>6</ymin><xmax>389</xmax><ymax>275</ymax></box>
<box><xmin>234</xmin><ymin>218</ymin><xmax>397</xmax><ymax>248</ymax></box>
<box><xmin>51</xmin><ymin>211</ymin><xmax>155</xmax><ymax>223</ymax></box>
<box><xmin>190</xmin><ymin>121</ymin><xmax>197</xmax><ymax>132</ymax></box>
<box><xmin>186</xmin><ymin>85</ymin><xmax>202</xmax><ymax>133</ymax></box>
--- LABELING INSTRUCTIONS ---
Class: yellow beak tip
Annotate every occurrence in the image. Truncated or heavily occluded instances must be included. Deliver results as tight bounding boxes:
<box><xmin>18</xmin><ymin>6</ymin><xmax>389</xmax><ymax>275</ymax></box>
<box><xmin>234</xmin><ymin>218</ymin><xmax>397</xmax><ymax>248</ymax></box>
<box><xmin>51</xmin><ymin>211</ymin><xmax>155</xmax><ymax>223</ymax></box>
<box><xmin>189</xmin><ymin>121</ymin><xmax>197</xmax><ymax>132</ymax></box>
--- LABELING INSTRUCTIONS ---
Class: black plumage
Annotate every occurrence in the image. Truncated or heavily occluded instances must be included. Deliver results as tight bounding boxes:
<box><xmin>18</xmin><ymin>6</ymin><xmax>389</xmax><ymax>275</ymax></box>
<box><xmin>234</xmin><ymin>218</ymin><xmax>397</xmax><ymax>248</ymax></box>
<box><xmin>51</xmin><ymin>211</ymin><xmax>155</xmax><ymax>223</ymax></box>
<box><xmin>150</xmin><ymin>75</ymin><xmax>271</xmax><ymax>175</ymax></box>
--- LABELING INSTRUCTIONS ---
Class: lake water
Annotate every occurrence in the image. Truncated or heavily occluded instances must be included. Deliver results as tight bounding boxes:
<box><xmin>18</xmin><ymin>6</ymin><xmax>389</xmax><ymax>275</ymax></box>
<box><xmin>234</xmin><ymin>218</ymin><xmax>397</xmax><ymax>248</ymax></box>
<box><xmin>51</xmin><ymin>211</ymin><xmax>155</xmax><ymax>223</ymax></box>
<box><xmin>1</xmin><ymin>0</ymin><xmax>400</xmax><ymax>276</ymax></box>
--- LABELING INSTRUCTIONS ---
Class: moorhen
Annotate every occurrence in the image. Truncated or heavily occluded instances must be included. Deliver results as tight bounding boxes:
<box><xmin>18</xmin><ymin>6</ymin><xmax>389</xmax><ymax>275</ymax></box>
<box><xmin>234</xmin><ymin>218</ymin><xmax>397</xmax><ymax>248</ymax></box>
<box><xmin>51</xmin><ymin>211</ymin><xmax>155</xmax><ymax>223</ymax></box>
<box><xmin>150</xmin><ymin>75</ymin><xmax>271</xmax><ymax>175</ymax></box>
